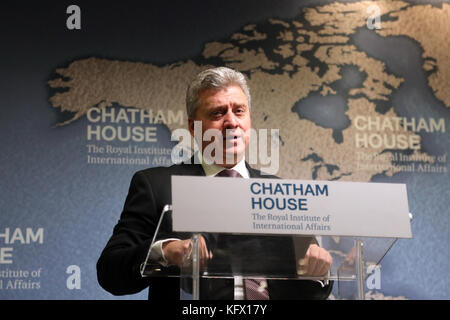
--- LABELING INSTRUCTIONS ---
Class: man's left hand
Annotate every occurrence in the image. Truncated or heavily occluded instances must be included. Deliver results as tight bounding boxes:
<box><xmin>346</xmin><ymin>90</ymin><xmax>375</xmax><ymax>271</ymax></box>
<box><xmin>298</xmin><ymin>244</ymin><xmax>333</xmax><ymax>277</ymax></box>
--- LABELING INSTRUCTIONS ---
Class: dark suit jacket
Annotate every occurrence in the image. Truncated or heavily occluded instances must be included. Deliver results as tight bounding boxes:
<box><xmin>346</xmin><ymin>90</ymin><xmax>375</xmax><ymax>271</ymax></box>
<box><xmin>96</xmin><ymin>161</ymin><xmax>333</xmax><ymax>299</ymax></box>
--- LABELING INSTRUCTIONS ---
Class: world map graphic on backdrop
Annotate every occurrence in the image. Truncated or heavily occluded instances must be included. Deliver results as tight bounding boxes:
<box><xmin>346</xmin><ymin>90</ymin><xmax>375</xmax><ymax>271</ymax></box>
<box><xmin>2</xmin><ymin>0</ymin><xmax>450</xmax><ymax>302</ymax></box>
<box><xmin>48</xmin><ymin>0</ymin><xmax>449</xmax><ymax>183</ymax></box>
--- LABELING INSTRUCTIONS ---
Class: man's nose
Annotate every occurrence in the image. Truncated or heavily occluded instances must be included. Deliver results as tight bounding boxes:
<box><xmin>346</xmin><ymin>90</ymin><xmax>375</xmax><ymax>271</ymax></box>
<box><xmin>223</xmin><ymin>110</ymin><xmax>238</xmax><ymax>128</ymax></box>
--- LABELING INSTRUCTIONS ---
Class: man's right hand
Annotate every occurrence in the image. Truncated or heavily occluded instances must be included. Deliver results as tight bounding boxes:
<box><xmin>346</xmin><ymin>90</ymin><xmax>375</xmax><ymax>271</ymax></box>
<box><xmin>162</xmin><ymin>236</ymin><xmax>213</xmax><ymax>267</ymax></box>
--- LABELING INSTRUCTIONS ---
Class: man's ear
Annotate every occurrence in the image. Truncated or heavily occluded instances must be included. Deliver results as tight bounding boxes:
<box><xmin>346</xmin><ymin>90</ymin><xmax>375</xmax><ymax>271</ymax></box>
<box><xmin>188</xmin><ymin>118</ymin><xmax>195</xmax><ymax>136</ymax></box>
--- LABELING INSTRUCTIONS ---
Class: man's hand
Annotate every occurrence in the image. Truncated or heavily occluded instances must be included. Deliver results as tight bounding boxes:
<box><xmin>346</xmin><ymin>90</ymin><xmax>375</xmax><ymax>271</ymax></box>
<box><xmin>162</xmin><ymin>236</ymin><xmax>213</xmax><ymax>267</ymax></box>
<box><xmin>298</xmin><ymin>244</ymin><xmax>333</xmax><ymax>277</ymax></box>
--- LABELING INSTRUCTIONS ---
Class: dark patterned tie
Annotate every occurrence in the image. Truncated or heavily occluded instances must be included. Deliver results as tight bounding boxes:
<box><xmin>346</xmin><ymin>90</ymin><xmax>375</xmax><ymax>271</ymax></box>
<box><xmin>216</xmin><ymin>169</ymin><xmax>242</xmax><ymax>178</ymax></box>
<box><xmin>215</xmin><ymin>169</ymin><xmax>270</xmax><ymax>300</ymax></box>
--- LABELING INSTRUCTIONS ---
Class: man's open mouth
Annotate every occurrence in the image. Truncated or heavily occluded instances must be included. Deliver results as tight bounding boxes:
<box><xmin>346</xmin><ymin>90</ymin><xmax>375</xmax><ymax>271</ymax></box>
<box><xmin>224</xmin><ymin>135</ymin><xmax>240</xmax><ymax>140</ymax></box>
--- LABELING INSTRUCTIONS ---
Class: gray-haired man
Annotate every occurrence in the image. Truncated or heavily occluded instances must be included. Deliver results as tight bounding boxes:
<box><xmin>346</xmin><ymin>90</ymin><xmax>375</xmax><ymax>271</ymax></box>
<box><xmin>97</xmin><ymin>67</ymin><xmax>333</xmax><ymax>299</ymax></box>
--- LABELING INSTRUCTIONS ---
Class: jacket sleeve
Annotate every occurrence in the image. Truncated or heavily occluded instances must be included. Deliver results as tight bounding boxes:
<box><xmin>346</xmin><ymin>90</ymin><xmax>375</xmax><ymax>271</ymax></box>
<box><xmin>96</xmin><ymin>170</ymin><xmax>160</xmax><ymax>295</ymax></box>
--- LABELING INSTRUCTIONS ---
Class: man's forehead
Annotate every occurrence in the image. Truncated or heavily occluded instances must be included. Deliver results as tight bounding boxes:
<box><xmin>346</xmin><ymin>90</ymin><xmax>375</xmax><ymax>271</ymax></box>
<box><xmin>199</xmin><ymin>85</ymin><xmax>248</xmax><ymax>106</ymax></box>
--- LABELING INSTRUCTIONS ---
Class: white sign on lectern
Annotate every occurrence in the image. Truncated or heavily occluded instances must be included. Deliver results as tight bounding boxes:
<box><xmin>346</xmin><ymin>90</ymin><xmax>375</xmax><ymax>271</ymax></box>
<box><xmin>171</xmin><ymin>176</ymin><xmax>412</xmax><ymax>238</ymax></box>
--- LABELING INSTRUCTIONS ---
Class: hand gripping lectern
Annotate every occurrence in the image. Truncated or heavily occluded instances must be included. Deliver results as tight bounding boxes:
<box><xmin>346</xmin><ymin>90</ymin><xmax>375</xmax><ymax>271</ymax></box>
<box><xmin>140</xmin><ymin>176</ymin><xmax>412</xmax><ymax>300</ymax></box>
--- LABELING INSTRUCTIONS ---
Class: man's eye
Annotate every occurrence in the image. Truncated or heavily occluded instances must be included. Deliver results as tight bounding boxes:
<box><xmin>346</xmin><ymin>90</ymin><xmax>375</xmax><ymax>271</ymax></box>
<box><xmin>211</xmin><ymin>111</ymin><xmax>223</xmax><ymax>117</ymax></box>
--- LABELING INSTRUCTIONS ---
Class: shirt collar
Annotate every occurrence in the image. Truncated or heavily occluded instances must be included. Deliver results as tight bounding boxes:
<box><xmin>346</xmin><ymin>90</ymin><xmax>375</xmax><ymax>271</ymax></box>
<box><xmin>199</xmin><ymin>153</ymin><xmax>249</xmax><ymax>178</ymax></box>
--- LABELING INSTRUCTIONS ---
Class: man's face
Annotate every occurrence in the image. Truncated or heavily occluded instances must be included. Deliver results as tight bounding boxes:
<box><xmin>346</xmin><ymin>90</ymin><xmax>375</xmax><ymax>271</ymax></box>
<box><xmin>188</xmin><ymin>85</ymin><xmax>251</xmax><ymax>168</ymax></box>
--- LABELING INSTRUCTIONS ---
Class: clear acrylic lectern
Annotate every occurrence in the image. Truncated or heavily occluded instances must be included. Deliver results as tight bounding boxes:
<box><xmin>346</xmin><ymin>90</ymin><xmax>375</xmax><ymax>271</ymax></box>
<box><xmin>140</xmin><ymin>205</ymin><xmax>402</xmax><ymax>300</ymax></box>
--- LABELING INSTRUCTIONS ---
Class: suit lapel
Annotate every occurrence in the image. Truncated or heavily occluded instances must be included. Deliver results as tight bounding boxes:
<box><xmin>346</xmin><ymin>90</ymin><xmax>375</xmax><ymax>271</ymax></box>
<box><xmin>181</xmin><ymin>163</ymin><xmax>205</xmax><ymax>176</ymax></box>
<box><xmin>246</xmin><ymin>162</ymin><xmax>263</xmax><ymax>178</ymax></box>
<box><xmin>180</xmin><ymin>156</ymin><xmax>206</xmax><ymax>176</ymax></box>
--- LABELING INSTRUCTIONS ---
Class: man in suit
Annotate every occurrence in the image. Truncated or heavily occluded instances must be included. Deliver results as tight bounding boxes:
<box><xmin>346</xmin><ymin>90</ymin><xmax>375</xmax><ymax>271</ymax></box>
<box><xmin>97</xmin><ymin>67</ymin><xmax>333</xmax><ymax>299</ymax></box>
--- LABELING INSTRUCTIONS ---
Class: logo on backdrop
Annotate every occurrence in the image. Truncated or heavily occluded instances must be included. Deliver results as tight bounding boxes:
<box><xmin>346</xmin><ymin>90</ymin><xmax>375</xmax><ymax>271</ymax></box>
<box><xmin>0</xmin><ymin>228</ymin><xmax>43</xmax><ymax>290</ymax></box>
<box><xmin>84</xmin><ymin>106</ymin><xmax>181</xmax><ymax>167</ymax></box>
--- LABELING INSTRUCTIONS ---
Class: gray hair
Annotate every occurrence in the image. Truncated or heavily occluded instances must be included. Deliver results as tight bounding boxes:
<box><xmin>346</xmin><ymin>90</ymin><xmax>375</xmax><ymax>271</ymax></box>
<box><xmin>186</xmin><ymin>67</ymin><xmax>251</xmax><ymax>118</ymax></box>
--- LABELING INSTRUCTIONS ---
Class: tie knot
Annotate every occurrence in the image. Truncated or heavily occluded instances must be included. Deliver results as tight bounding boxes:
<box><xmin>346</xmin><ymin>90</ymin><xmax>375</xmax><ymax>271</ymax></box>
<box><xmin>216</xmin><ymin>169</ymin><xmax>242</xmax><ymax>178</ymax></box>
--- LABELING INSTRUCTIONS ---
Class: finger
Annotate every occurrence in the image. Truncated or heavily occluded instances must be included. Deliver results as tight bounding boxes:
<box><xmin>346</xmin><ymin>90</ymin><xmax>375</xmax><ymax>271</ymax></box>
<box><xmin>181</xmin><ymin>240</ymin><xmax>192</xmax><ymax>265</ymax></box>
<box><xmin>184</xmin><ymin>239</ymin><xmax>191</xmax><ymax>252</ymax></box>
<box><xmin>299</xmin><ymin>244</ymin><xmax>316</xmax><ymax>275</ymax></box>
<box><xmin>199</xmin><ymin>236</ymin><xmax>213</xmax><ymax>260</ymax></box>
<box><xmin>306</xmin><ymin>246</ymin><xmax>319</xmax><ymax>276</ymax></box>
<box><xmin>326</xmin><ymin>251</ymin><xmax>333</xmax><ymax>272</ymax></box>
<box><xmin>199</xmin><ymin>236</ymin><xmax>208</xmax><ymax>261</ymax></box>
<box><xmin>316</xmin><ymin>250</ymin><xmax>332</xmax><ymax>276</ymax></box>
<box><xmin>297</xmin><ymin>246</ymin><xmax>310</xmax><ymax>275</ymax></box>
<box><xmin>314</xmin><ymin>248</ymin><xmax>328</xmax><ymax>276</ymax></box>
